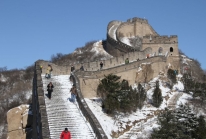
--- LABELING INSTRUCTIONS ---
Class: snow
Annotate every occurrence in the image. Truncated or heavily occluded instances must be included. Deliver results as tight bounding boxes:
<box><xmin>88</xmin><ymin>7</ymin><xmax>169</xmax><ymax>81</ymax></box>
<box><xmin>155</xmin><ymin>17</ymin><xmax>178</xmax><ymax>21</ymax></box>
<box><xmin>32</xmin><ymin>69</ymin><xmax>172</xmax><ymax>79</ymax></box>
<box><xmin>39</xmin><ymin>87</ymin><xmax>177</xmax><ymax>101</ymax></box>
<box><xmin>108</xmin><ymin>25</ymin><xmax>118</xmax><ymax>40</ymax></box>
<box><xmin>173</xmin><ymin>81</ymin><xmax>184</xmax><ymax>91</ymax></box>
<box><xmin>83</xmin><ymin>74</ymin><xmax>206</xmax><ymax>138</ymax></box>
<box><xmin>181</xmin><ymin>55</ymin><xmax>192</xmax><ymax>65</ymax></box>
<box><xmin>83</xmin><ymin>76</ymin><xmax>192</xmax><ymax>138</ymax></box>
<box><xmin>120</xmin><ymin>37</ymin><xmax>132</xmax><ymax>46</ymax></box>
<box><xmin>176</xmin><ymin>93</ymin><xmax>192</xmax><ymax>106</ymax></box>
<box><xmin>42</xmin><ymin>75</ymin><xmax>95</xmax><ymax>139</ymax></box>
<box><xmin>39</xmin><ymin>73</ymin><xmax>204</xmax><ymax>138</ymax></box>
<box><xmin>0</xmin><ymin>74</ymin><xmax>7</xmax><ymax>82</ymax></box>
<box><xmin>91</xmin><ymin>40</ymin><xmax>113</xmax><ymax>59</ymax></box>
<box><xmin>25</xmin><ymin>91</ymin><xmax>32</xmax><ymax>100</ymax></box>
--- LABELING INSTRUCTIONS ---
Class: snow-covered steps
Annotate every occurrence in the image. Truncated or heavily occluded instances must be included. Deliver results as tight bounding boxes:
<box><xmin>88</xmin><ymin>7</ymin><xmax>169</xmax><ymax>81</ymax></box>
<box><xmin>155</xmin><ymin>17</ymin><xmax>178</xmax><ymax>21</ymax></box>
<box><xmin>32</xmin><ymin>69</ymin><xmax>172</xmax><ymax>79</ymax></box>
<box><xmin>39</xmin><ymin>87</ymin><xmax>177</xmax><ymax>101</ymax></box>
<box><xmin>42</xmin><ymin>75</ymin><xmax>95</xmax><ymax>139</ymax></box>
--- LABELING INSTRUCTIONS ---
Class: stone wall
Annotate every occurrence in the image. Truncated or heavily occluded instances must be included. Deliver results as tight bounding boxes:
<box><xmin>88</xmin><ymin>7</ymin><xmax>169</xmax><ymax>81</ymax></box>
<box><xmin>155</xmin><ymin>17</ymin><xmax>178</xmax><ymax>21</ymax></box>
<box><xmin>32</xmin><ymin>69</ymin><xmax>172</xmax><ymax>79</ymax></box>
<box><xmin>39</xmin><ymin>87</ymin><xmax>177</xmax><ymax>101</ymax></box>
<box><xmin>32</xmin><ymin>60</ymin><xmax>108</xmax><ymax>139</ymax></box>
<box><xmin>32</xmin><ymin>62</ymin><xmax>50</xmax><ymax>139</ymax></box>
<box><xmin>36</xmin><ymin>46</ymin><xmax>153</xmax><ymax>74</ymax></box>
<box><xmin>70</xmin><ymin>74</ymin><xmax>108</xmax><ymax>139</ymax></box>
<box><xmin>142</xmin><ymin>35</ymin><xmax>179</xmax><ymax>56</ymax></box>
<box><xmin>76</xmin><ymin>56</ymin><xmax>167</xmax><ymax>98</ymax></box>
<box><xmin>106</xmin><ymin>17</ymin><xmax>179</xmax><ymax>61</ymax></box>
<box><xmin>116</xmin><ymin>19</ymin><xmax>158</xmax><ymax>38</ymax></box>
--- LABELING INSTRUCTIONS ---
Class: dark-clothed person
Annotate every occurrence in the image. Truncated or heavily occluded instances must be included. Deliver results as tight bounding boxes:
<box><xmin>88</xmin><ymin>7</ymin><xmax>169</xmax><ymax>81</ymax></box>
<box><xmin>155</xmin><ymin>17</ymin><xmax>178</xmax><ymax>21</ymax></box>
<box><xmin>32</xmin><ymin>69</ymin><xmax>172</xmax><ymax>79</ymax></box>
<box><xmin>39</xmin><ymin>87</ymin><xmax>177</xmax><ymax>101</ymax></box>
<box><xmin>47</xmin><ymin>82</ymin><xmax>54</xmax><ymax>99</ymax></box>
<box><xmin>71</xmin><ymin>65</ymin><xmax>75</xmax><ymax>72</ymax></box>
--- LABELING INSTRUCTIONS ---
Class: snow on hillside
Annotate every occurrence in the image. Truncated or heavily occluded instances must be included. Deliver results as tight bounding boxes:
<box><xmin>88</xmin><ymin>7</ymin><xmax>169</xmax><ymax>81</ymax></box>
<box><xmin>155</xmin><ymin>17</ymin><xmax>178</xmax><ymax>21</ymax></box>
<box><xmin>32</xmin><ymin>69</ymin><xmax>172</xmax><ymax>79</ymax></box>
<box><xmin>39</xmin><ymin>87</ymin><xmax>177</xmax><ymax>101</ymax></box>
<box><xmin>0</xmin><ymin>74</ymin><xmax>7</xmax><ymax>82</ymax></box>
<box><xmin>181</xmin><ymin>55</ymin><xmax>192</xmax><ymax>65</ymax></box>
<box><xmin>73</xmin><ymin>40</ymin><xmax>113</xmax><ymax>60</ymax></box>
<box><xmin>85</xmin><ymin>75</ymin><xmax>193</xmax><ymax>139</ymax></box>
<box><xmin>91</xmin><ymin>40</ymin><xmax>113</xmax><ymax>59</ymax></box>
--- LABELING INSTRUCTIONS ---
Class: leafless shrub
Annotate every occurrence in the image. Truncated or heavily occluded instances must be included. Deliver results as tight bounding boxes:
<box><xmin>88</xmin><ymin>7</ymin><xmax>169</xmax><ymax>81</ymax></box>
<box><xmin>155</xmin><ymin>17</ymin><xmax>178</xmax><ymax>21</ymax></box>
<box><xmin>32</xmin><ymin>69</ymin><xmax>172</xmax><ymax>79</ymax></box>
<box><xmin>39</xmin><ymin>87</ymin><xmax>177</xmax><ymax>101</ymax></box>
<box><xmin>179</xmin><ymin>49</ymin><xmax>186</xmax><ymax>56</ymax></box>
<box><xmin>23</xmin><ymin>64</ymin><xmax>34</xmax><ymax>80</ymax></box>
<box><xmin>51</xmin><ymin>53</ymin><xmax>65</xmax><ymax>63</ymax></box>
<box><xmin>179</xmin><ymin>49</ymin><xmax>205</xmax><ymax>82</ymax></box>
<box><xmin>8</xmin><ymin>100</ymin><xmax>21</xmax><ymax>110</ymax></box>
<box><xmin>0</xmin><ymin>66</ymin><xmax>7</xmax><ymax>72</ymax></box>
<box><xmin>189</xmin><ymin>58</ymin><xmax>205</xmax><ymax>82</ymax></box>
<box><xmin>0</xmin><ymin>109</ymin><xmax>5</xmax><ymax>124</ymax></box>
<box><xmin>50</xmin><ymin>40</ymin><xmax>108</xmax><ymax>66</ymax></box>
<box><xmin>27</xmin><ymin>95</ymin><xmax>32</xmax><ymax>104</ymax></box>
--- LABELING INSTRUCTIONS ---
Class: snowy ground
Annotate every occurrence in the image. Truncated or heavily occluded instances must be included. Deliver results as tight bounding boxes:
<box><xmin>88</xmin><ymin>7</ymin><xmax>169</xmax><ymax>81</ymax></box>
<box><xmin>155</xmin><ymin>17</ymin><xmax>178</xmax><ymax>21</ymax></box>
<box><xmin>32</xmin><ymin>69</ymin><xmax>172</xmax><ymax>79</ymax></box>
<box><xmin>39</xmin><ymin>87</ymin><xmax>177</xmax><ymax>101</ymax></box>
<box><xmin>40</xmin><ymin>74</ymin><xmax>198</xmax><ymax>139</ymax></box>
<box><xmin>84</xmin><ymin>75</ymin><xmax>193</xmax><ymax>139</ymax></box>
<box><xmin>42</xmin><ymin>75</ymin><xmax>95</xmax><ymax>139</ymax></box>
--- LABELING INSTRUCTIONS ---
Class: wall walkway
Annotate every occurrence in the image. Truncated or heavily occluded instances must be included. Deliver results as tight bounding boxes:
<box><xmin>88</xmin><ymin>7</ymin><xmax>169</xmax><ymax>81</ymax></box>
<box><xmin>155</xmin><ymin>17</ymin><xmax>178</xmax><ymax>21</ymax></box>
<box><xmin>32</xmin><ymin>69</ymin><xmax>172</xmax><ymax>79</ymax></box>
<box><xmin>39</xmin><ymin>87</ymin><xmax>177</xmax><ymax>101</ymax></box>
<box><xmin>32</xmin><ymin>61</ymin><xmax>108</xmax><ymax>139</ymax></box>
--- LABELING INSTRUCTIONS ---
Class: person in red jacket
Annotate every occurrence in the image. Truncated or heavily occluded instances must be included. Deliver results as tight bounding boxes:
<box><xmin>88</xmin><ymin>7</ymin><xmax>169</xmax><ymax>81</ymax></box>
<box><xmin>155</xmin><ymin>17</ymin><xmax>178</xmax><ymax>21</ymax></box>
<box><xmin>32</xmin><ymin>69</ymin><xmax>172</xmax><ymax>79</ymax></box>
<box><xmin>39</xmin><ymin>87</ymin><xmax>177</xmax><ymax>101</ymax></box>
<box><xmin>60</xmin><ymin>128</ymin><xmax>71</xmax><ymax>139</ymax></box>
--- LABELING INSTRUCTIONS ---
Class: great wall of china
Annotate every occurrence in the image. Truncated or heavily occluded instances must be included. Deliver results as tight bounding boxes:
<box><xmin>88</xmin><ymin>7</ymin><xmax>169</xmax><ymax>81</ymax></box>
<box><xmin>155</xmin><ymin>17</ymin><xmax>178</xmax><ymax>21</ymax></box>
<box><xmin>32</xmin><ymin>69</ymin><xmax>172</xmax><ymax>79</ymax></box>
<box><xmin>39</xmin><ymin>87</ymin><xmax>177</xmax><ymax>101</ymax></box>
<box><xmin>31</xmin><ymin>17</ymin><xmax>181</xmax><ymax>138</ymax></box>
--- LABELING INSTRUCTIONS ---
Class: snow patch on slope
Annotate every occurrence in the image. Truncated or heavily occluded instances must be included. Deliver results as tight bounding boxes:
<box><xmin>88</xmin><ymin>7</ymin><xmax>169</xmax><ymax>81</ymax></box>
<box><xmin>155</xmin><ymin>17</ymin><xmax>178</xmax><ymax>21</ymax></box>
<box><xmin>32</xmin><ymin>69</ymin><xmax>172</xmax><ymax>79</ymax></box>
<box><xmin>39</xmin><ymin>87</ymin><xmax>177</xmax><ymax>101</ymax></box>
<box><xmin>91</xmin><ymin>40</ymin><xmax>113</xmax><ymax>59</ymax></box>
<box><xmin>84</xmin><ymin>75</ymin><xmax>193</xmax><ymax>138</ymax></box>
<box><xmin>0</xmin><ymin>74</ymin><xmax>7</xmax><ymax>82</ymax></box>
<box><xmin>181</xmin><ymin>55</ymin><xmax>192</xmax><ymax>65</ymax></box>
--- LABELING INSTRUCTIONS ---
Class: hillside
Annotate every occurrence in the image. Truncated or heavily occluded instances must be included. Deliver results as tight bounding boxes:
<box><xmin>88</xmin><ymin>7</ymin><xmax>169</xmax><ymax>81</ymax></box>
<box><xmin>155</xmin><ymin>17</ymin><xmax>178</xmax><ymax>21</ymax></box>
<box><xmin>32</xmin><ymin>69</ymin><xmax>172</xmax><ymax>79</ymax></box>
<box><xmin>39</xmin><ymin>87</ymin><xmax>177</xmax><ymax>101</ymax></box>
<box><xmin>1</xmin><ymin>39</ymin><xmax>206</xmax><ymax>139</ymax></box>
<box><xmin>0</xmin><ymin>66</ymin><xmax>33</xmax><ymax>138</ymax></box>
<box><xmin>50</xmin><ymin>40</ymin><xmax>113</xmax><ymax>66</ymax></box>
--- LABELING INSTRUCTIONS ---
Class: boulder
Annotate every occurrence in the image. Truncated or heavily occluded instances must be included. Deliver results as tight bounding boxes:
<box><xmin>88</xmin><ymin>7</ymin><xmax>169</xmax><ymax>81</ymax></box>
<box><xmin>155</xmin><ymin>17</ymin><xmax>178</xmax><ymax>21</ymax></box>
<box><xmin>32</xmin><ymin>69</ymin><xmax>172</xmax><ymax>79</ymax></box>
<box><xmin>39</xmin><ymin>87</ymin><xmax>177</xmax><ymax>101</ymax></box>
<box><xmin>7</xmin><ymin>104</ymin><xmax>30</xmax><ymax>139</ymax></box>
<box><xmin>7</xmin><ymin>107</ymin><xmax>23</xmax><ymax>132</ymax></box>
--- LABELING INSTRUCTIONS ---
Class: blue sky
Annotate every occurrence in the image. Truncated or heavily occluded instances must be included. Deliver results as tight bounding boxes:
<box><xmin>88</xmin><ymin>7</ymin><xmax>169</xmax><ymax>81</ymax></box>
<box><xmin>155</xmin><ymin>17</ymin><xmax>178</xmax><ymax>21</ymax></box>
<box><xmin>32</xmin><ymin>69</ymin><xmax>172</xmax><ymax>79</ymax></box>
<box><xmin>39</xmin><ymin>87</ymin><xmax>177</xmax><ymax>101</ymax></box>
<box><xmin>0</xmin><ymin>0</ymin><xmax>206</xmax><ymax>70</ymax></box>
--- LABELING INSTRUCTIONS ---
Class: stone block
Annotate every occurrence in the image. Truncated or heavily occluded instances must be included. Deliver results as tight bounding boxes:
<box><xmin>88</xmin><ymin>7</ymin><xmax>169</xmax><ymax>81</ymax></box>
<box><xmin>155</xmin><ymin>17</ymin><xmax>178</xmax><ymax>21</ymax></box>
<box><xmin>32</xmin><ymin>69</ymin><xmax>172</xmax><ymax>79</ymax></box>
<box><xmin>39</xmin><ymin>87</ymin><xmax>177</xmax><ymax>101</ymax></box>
<box><xmin>7</xmin><ymin>129</ymin><xmax>25</xmax><ymax>139</ymax></box>
<box><xmin>37</xmin><ymin>87</ymin><xmax>44</xmax><ymax>96</ymax></box>
<box><xmin>38</xmin><ymin>96</ymin><xmax>45</xmax><ymax>105</ymax></box>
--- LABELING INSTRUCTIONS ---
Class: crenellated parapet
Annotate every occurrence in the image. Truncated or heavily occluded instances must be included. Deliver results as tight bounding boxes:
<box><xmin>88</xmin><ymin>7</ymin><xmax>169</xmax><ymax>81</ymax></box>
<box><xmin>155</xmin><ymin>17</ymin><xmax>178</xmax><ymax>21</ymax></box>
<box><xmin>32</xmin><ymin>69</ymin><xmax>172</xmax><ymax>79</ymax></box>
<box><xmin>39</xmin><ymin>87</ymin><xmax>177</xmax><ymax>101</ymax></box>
<box><xmin>32</xmin><ymin>61</ymin><xmax>50</xmax><ymax>139</ymax></box>
<box><xmin>106</xmin><ymin>17</ymin><xmax>179</xmax><ymax>64</ymax></box>
<box><xmin>142</xmin><ymin>35</ymin><xmax>178</xmax><ymax>44</ymax></box>
<box><xmin>106</xmin><ymin>17</ymin><xmax>161</xmax><ymax>56</ymax></box>
<box><xmin>127</xmin><ymin>17</ymin><xmax>148</xmax><ymax>24</ymax></box>
<box><xmin>116</xmin><ymin>19</ymin><xmax>158</xmax><ymax>38</ymax></box>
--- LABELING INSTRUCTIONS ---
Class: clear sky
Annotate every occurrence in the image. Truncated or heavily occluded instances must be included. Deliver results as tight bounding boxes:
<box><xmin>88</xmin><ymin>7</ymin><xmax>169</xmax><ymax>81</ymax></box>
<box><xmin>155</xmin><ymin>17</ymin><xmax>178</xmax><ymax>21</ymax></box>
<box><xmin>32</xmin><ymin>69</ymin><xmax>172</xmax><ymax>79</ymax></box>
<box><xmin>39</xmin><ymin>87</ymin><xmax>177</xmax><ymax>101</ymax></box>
<box><xmin>0</xmin><ymin>0</ymin><xmax>206</xmax><ymax>70</ymax></box>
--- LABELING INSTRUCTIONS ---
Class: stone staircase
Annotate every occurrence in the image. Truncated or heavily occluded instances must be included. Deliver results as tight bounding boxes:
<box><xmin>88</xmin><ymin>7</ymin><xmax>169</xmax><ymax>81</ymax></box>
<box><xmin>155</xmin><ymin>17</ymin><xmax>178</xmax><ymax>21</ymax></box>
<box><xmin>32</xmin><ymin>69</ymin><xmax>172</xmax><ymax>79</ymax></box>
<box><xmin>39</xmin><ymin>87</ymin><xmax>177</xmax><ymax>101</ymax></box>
<box><xmin>168</xmin><ymin>91</ymin><xmax>183</xmax><ymax>110</ymax></box>
<box><xmin>42</xmin><ymin>75</ymin><xmax>95</xmax><ymax>139</ymax></box>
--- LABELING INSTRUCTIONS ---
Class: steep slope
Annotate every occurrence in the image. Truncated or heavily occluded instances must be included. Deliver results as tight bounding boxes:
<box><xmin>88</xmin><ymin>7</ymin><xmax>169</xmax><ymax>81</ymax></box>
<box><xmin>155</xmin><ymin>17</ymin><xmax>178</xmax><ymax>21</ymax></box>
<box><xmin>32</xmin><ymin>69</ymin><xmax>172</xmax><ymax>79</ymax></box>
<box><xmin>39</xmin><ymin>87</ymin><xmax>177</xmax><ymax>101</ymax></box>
<box><xmin>85</xmin><ymin>75</ymin><xmax>192</xmax><ymax>139</ymax></box>
<box><xmin>42</xmin><ymin>75</ymin><xmax>95</xmax><ymax>139</ymax></box>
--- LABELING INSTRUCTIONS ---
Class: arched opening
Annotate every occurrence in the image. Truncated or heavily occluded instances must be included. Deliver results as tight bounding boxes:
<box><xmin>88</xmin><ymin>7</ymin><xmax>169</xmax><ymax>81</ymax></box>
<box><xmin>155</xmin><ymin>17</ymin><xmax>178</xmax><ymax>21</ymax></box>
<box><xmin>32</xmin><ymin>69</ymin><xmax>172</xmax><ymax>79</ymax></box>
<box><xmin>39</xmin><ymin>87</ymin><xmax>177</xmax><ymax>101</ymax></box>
<box><xmin>170</xmin><ymin>47</ymin><xmax>173</xmax><ymax>52</ymax></box>
<box><xmin>158</xmin><ymin>47</ymin><xmax>163</xmax><ymax>55</ymax></box>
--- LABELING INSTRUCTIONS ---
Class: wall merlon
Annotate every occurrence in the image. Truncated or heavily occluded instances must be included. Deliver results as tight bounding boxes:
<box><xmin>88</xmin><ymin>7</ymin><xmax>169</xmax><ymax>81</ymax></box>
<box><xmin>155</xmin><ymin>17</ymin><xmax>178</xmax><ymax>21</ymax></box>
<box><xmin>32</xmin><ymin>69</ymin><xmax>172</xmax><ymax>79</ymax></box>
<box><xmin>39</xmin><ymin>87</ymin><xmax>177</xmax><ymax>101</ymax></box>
<box><xmin>37</xmin><ymin>87</ymin><xmax>44</xmax><ymax>96</ymax></box>
<box><xmin>38</xmin><ymin>96</ymin><xmax>45</xmax><ymax>105</ymax></box>
<box><xmin>127</xmin><ymin>17</ymin><xmax>148</xmax><ymax>24</ymax></box>
<box><xmin>142</xmin><ymin>35</ymin><xmax>178</xmax><ymax>44</ymax></box>
<box><xmin>32</xmin><ymin>62</ymin><xmax>51</xmax><ymax>139</ymax></box>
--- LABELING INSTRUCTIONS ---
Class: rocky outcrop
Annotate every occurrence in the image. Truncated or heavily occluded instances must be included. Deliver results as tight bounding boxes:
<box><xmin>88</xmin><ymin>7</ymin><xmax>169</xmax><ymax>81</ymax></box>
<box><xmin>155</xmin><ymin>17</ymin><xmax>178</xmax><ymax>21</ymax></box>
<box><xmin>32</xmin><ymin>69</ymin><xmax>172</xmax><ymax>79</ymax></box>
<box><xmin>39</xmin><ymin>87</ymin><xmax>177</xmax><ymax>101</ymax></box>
<box><xmin>7</xmin><ymin>104</ymin><xmax>32</xmax><ymax>139</ymax></box>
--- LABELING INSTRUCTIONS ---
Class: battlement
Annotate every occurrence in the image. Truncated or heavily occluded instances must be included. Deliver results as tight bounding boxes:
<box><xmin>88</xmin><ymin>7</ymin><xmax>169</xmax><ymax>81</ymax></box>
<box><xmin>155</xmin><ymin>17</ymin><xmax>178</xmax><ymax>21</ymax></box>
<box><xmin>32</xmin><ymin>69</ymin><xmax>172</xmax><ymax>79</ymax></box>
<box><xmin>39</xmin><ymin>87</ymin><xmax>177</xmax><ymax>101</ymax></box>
<box><xmin>142</xmin><ymin>35</ymin><xmax>178</xmax><ymax>44</ymax></box>
<box><xmin>127</xmin><ymin>17</ymin><xmax>148</xmax><ymax>24</ymax></box>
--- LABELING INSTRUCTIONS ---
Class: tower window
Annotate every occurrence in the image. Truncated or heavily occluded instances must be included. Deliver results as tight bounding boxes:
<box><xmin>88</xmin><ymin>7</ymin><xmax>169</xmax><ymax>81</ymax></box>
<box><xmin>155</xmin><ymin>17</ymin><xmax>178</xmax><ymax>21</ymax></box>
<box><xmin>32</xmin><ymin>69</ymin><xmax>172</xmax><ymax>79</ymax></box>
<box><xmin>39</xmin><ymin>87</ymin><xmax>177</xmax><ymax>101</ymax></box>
<box><xmin>170</xmin><ymin>47</ymin><xmax>173</xmax><ymax>52</ymax></box>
